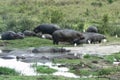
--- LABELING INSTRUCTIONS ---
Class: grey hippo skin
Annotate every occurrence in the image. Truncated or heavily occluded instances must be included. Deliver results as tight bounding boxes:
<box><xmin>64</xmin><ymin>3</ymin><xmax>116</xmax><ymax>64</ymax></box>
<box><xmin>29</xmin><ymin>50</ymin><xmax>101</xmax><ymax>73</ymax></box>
<box><xmin>86</xmin><ymin>26</ymin><xmax>98</xmax><ymax>33</ymax></box>
<box><xmin>32</xmin><ymin>47</ymin><xmax>70</xmax><ymax>53</ymax></box>
<box><xmin>1</xmin><ymin>31</ymin><xmax>24</xmax><ymax>40</ymax></box>
<box><xmin>33</xmin><ymin>24</ymin><xmax>60</xmax><ymax>35</ymax></box>
<box><xmin>16</xmin><ymin>32</ymin><xmax>25</xmax><ymax>39</ymax></box>
<box><xmin>23</xmin><ymin>30</ymin><xmax>36</xmax><ymax>37</ymax></box>
<box><xmin>52</xmin><ymin>29</ymin><xmax>84</xmax><ymax>45</ymax></box>
<box><xmin>76</xmin><ymin>32</ymin><xmax>106</xmax><ymax>44</ymax></box>
<box><xmin>41</xmin><ymin>34</ymin><xmax>53</xmax><ymax>40</ymax></box>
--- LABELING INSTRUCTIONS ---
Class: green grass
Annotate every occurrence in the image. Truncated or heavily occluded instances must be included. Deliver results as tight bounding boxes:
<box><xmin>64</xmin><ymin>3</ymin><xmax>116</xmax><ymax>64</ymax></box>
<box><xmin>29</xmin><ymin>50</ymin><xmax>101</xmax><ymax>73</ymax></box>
<box><xmin>53</xmin><ymin>52</ymin><xmax>120</xmax><ymax>76</ymax></box>
<box><xmin>35</xmin><ymin>65</ymin><xmax>57</xmax><ymax>74</ymax></box>
<box><xmin>0</xmin><ymin>67</ymin><xmax>19</xmax><ymax>76</ymax></box>
<box><xmin>103</xmin><ymin>36</ymin><xmax>120</xmax><ymax>45</ymax></box>
<box><xmin>0</xmin><ymin>75</ymin><xmax>109</xmax><ymax>80</ymax></box>
<box><xmin>104</xmin><ymin>52</ymin><xmax>120</xmax><ymax>63</ymax></box>
<box><xmin>53</xmin><ymin>58</ymin><xmax>81</xmax><ymax>64</ymax></box>
<box><xmin>0</xmin><ymin>0</ymin><xmax>120</xmax><ymax>34</ymax></box>
<box><xmin>0</xmin><ymin>37</ymin><xmax>76</xmax><ymax>49</ymax></box>
<box><xmin>1</xmin><ymin>36</ymin><xmax>120</xmax><ymax>49</ymax></box>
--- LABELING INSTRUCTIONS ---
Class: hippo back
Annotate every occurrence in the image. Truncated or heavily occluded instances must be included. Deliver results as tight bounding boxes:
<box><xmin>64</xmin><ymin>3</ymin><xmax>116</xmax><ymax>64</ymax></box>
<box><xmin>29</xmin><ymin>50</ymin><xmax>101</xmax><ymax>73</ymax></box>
<box><xmin>86</xmin><ymin>26</ymin><xmax>98</xmax><ymax>33</ymax></box>
<box><xmin>1</xmin><ymin>31</ymin><xmax>17</xmax><ymax>40</ymax></box>
<box><xmin>33</xmin><ymin>24</ymin><xmax>60</xmax><ymax>35</ymax></box>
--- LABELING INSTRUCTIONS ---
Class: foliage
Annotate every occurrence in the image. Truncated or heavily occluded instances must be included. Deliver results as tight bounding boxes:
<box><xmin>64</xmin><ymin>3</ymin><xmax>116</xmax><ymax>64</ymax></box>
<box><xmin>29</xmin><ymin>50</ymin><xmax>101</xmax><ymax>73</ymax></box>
<box><xmin>104</xmin><ymin>52</ymin><xmax>120</xmax><ymax>63</ymax></box>
<box><xmin>0</xmin><ymin>75</ymin><xmax>109</xmax><ymax>80</ymax></box>
<box><xmin>53</xmin><ymin>59</ymin><xmax>81</xmax><ymax>64</ymax></box>
<box><xmin>107</xmin><ymin>0</ymin><xmax>113</xmax><ymax>4</ymax></box>
<box><xmin>0</xmin><ymin>37</ymin><xmax>52</xmax><ymax>48</ymax></box>
<box><xmin>0</xmin><ymin>0</ymin><xmax>120</xmax><ymax>35</ymax></box>
<box><xmin>35</xmin><ymin>65</ymin><xmax>57</xmax><ymax>74</ymax></box>
<box><xmin>0</xmin><ymin>67</ymin><xmax>19</xmax><ymax>75</ymax></box>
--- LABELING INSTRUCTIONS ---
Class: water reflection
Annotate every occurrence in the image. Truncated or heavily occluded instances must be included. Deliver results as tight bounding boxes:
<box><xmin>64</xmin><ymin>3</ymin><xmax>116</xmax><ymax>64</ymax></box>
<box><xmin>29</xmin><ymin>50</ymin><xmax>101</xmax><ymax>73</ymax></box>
<box><xmin>0</xmin><ymin>49</ymin><xmax>80</xmax><ymax>78</ymax></box>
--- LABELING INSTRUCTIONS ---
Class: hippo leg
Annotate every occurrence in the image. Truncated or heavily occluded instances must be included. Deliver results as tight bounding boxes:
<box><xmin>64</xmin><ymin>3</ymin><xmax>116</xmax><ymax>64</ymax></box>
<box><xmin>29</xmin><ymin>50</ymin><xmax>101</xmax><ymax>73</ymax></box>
<box><xmin>53</xmin><ymin>40</ymin><xmax>58</xmax><ymax>45</ymax></box>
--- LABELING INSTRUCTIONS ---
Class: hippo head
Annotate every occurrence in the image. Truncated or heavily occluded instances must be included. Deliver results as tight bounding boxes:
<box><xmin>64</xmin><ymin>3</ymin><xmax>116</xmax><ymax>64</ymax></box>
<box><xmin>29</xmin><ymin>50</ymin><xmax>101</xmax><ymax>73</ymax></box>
<box><xmin>102</xmin><ymin>35</ymin><xmax>107</xmax><ymax>43</ymax></box>
<box><xmin>33</xmin><ymin>28</ymin><xmax>39</xmax><ymax>33</ymax></box>
<box><xmin>16</xmin><ymin>32</ymin><xmax>25</xmax><ymax>39</ymax></box>
<box><xmin>77</xmin><ymin>33</ymin><xmax>85</xmax><ymax>40</ymax></box>
<box><xmin>73</xmin><ymin>33</ymin><xmax>85</xmax><ymax>45</ymax></box>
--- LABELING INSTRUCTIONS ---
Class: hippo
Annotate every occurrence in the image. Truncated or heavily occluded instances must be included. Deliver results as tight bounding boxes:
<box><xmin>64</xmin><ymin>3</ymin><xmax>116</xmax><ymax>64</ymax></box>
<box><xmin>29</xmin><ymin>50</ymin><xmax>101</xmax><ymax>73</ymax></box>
<box><xmin>1</xmin><ymin>31</ymin><xmax>24</xmax><ymax>40</ymax></box>
<box><xmin>23</xmin><ymin>30</ymin><xmax>36</xmax><ymax>37</ymax></box>
<box><xmin>75</xmin><ymin>32</ymin><xmax>106</xmax><ymax>44</ymax></box>
<box><xmin>32</xmin><ymin>47</ymin><xmax>70</xmax><ymax>53</ymax></box>
<box><xmin>41</xmin><ymin>34</ymin><xmax>53</xmax><ymax>40</ymax></box>
<box><xmin>1</xmin><ymin>31</ymin><xmax>16</xmax><ymax>40</ymax></box>
<box><xmin>16</xmin><ymin>32</ymin><xmax>25</xmax><ymax>39</ymax></box>
<box><xmin>52</xmin><ymin>29</ymin><xmax>84</xmax><ymax>45</ymax></box>
<box><xmin>33</xmin><ymin>24</ymin><xmax>60</xmax><ymax>35</ymax></box>
<box><xmin>86</xmin><ymin>26</ymin><xmax>98</xmax><ymax>33</ymax></box>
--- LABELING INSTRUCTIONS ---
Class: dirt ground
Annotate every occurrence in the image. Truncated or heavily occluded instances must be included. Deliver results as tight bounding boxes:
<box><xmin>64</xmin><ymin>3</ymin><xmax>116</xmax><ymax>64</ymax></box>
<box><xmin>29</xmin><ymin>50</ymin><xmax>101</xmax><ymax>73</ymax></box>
<box><xmin>64</xmin><ymin>44</ymin><xmax>120</xmax><ymax>56</ymax></box>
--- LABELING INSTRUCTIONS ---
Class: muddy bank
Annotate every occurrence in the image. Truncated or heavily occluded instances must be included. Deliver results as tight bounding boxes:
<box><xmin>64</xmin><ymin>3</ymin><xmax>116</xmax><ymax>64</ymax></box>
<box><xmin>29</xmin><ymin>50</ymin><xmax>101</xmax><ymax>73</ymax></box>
<box><xmin>0</xmin><ymin>44</ymin><xmax>120</xmax><ymax>78</ymax></box>
<box><xmin>64</xmin><ymin>44</ymin><xmax>120</xmax><ymax>56</ymax></box>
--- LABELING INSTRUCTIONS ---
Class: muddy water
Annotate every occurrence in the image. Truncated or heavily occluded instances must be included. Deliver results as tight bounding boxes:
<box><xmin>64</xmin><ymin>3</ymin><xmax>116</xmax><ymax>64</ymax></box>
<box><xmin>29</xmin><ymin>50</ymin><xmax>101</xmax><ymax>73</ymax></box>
<box><xmin>0</xmin><ymin>49</ymin><xmax>80</xmax><ymax>78</ymax></box>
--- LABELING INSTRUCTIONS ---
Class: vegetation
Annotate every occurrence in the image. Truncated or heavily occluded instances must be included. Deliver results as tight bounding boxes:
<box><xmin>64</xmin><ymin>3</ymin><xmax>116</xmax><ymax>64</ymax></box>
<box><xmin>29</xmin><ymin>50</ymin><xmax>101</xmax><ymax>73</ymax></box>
<box><xmin>0</xmin><ymin>0</ymin><xmax>120</xmax><ymax>36</ymax></box>
<box><xmin>0</xmin><ymin>36</ymin><xmax>119</xmax><ymax>49</ymax></box>
<box><xmin>0</xmin><ymin>67</ymin><xmax>19</xmax><ymax>75</ymax></box>
<box><xmin>0</xmin><ymin>0</ymin><xmax>120</xmax><ymax>79</ymax></box>
<box><xmin>104</xmin><ymin>53</ymin><xmax>120</xmax><ymax>63</ymax></box>
<box><xmin>0</xmin><ymin>75</ymin><xmax>109</xmax><ymax>80</ymax></box>
<box><xmin>53</xmin><ymin>52</ymin><xmax>120</xmax><ymax>77</ymax></box>
<box><xmin>34</xmin><ymin>65</ymin><xmax>57</xmax><ymax>74</ymax></box>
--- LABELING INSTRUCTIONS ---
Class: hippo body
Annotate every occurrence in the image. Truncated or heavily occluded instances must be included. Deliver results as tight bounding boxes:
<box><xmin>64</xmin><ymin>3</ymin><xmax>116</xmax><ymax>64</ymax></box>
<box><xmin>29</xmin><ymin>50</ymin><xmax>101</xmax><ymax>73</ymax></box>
<box><xmin>77</xmin><ymin>32</ymin><xmax>106</xmax><ymax>44</ymax></box>
<box><xmin>16</xmin><ymin>32</ymin><xmax>25</xmax><ymax>39</ymax></box>
<box><xmin>33</xmin><ymin>24</ymin><xmax>60</xmax><ymax>35</ymax></box>
<box><xmin>32</xmin><ymin>47</ymin><xmax>70</xmax><ymax>53</ymax></box>
<box><xmin>86</xmin><ymin>26</ymin><xmax>98</xmax><ymax>33</ymax></box>
<box><xmin>52</xmin><ymin>29</ymin><xmax>84</xmax><ymax>45</ymax></box>
<box><xmin>1</xmin><ymin>31</ymin><xmax>24</xmax><ymax>40</ymax></box>
<box><xmin>1</xmin><ymin>31</ymin><xmax>17</xmax><ymax>40</ymax></box>
<box><xmin>23</xmin><ymin>30</ymin><xmax>36</xmax><ymax>37</ymax></box>
<box><xmin>41</xmin><ymin>34</ymin><xmax>52</xmax><ymax>40</ymax></box>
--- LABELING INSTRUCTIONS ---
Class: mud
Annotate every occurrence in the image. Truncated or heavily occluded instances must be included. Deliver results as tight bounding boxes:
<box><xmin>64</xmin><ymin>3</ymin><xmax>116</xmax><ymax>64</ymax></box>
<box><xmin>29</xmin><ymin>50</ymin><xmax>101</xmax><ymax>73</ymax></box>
<box><xmin>0</xmin><ymin>44</ymin><xmax>120</xmax><ymax>78</ymax></box>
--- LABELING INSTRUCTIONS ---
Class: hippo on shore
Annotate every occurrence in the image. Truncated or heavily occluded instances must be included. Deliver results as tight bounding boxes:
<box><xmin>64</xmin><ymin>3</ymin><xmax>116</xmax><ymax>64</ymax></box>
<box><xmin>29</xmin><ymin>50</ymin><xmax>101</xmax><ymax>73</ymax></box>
<box><xmin>1</xmin><ymin>31</ymin><xmax>24</xmax><ymax>40</ymax></box>
<box><xmin>23</xmin><ymin>30</ymin><xmax>36</xmax><ymax>37</ymax></box>
<box><xmin>33</xmin><ymin>24</ymin><xmax>60</xmax><ymax>35</ymax></box>
<box><xmin>74</xmin><ymin>32</ymin><xmax>106</xmax><ymax>44</ymax></box>
<box><xmin>86</xmin><ymin>26</ymin><xmax>98</xmax><ymax>33</ymax></box>
<box><xmin>52</xmin><ymin>29</ymin><xmax>84</xmax><ymax>45</ymax></box>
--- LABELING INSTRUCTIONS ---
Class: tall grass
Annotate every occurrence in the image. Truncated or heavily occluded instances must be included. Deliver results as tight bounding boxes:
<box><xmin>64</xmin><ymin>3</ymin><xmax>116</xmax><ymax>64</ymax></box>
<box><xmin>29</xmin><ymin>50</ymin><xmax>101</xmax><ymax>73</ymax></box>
<box><xmin>0</xmin><ymin>0</ymin><xmax>120</xmax><ymax>35</ymax></box>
